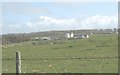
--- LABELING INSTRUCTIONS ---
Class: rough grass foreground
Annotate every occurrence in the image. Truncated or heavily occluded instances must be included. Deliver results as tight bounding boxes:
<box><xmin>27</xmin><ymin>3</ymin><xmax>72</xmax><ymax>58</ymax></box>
<box><xmin>2</xmin><ymin>34</ymin><xmax>118</xmax><ymax>73</ymax></box>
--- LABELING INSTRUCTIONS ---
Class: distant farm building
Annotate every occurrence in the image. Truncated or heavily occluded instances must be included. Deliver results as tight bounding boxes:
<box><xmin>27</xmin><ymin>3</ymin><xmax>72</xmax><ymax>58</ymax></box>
<box><xmin>90</xmin><ymin>33</ymin><xmax>93</xmax><ymax>35</ymax></box>
<box><xmin>116</xmin><ymin>32</ymin><xmax>118</xmax><ymax>34</ymax></box>
<box><xmin>84</xmin><ymin>35</ymin><xmax>89</xmax><ymax>38</ymax></box>
<box><xmin>65</xmin><ymin>32</ymin><xmax>74</xmax><ymax>39</ymax></box>
<box><xmin>65</xmin><ymin>33</ymin><xmax>71</xmax><ymax>38</ymax></box>
<box><xmin>79</xmin><ymin>35</ymin><xmax>85</xmax><ymax>39</ymax></box>
<box><xmin>65</xmin><ymin>32</ymin><xmax>90</xmax><ymax>39</ymax></box>
<box><xmin>35</xmin><ymin>37</ymin><xmax>39</xmax><ymax>41</ymax></box>
<box><xmin>33</xmin><ymin>37</ymin><xmax>51</xmax><ymax>41</ymax></box>
<box><xmin>77</xmin><ymin>34</ymin><xmax>90</xmax><ymax>39</ymax></box>
<box><xmin>41</xmin><ymin>37</ymin><xmax>51</xmax><ymax>40</ymax></box>
<box><xmin>70</xmin><ymin>32</ymin><xmax>74</xmax><ymax>38</ymax></box>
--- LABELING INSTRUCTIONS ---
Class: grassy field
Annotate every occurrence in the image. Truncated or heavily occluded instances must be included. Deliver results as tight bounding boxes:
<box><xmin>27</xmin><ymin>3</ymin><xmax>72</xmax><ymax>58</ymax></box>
<box><xmin>2</xmin><ymin>34</ymin><xmax>118</xmax><ymax>73</ymax></box>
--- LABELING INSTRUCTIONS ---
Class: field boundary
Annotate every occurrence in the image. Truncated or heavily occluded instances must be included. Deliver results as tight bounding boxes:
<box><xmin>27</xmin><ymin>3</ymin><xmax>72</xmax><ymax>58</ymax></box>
<box><xmin>3</xmin><ymin>56</ymin><xmax>118</xmax><ymax>61</ymax></box>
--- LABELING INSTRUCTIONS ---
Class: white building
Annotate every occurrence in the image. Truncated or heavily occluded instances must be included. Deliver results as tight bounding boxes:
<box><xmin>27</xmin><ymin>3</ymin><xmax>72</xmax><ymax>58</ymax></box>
<box><xmin>80</xmin><ymin>35</ymin><xmax>85</xmax><ymax>39</ymax></box>
<box><xmin>35</xmin><ymin>37</ymin><xmax>39</xmax><ymax>41</ymax></box>
<box><xmin>65</xmin><ymin>33</ymin><xmax>70</xmax><ymax>38</ymax></box>
<box><xmin>41</xmin><ymin>37</ymin><xmax>51</xmax><ymax>40</ymax></box>
<box><xmin>65</xmin><ymin>32</ymin><xmax>75</xmax><ymax>39</ymax></box>
<box><xmin>90</xmin><ymin>33</ymin><xmax>93</xmax><ymax>35</ymax></box>
<box><xmin>84</xmin><ymin>35</ymin><xmax>89</xmax><ymax>38</ymax></box>
<box><xmin>70</xmin><ymin>32</ymin><xmax>74</xmax><ymax>38</ymax></box>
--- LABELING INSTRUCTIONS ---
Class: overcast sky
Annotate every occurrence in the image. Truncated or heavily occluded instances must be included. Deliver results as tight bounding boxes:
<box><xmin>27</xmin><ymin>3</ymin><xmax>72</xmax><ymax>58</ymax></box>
<box><xmin>2</xmin><ymin>1</ymin><xmax>118</xmax><ymax>34</ymax></box>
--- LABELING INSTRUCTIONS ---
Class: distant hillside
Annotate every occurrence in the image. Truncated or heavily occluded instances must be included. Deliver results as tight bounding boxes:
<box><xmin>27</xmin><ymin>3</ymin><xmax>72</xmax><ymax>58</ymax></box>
<box><xmin>2</xmin><ymin>29</ymin><xmax>117</xmax><ymax>45</ymax></box>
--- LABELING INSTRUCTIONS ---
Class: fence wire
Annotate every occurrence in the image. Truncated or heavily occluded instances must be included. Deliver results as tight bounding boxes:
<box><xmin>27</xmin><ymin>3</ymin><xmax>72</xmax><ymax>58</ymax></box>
<box><xmin>2</xmin><ymin>56</ymin><xmax>118</xmax><ymax>60</ymax></box>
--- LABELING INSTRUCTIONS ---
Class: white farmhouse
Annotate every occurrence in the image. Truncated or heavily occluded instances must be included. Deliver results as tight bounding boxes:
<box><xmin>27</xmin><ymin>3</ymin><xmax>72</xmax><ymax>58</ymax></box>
<box><xmin>65</xmin><ymin>33</ymin><xmax>70</xmax><ymax>38</ymax></box>
<box><xmin>70</xmin><ymin>32</ymin><xmax>74</xmax><ymax>38</ymax></box>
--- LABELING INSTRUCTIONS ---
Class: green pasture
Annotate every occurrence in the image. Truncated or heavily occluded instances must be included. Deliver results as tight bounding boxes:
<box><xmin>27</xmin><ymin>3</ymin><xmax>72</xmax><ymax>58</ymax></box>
<box><xmin>2</xmin><ymin>34</ymin><xmax>118</xmax><ymax>73</ymax></box>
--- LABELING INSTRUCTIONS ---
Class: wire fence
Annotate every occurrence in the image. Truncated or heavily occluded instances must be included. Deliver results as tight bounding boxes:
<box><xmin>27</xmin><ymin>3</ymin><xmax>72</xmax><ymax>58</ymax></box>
<box><xmin>3</xmin><ymin>56</ymin><xmax>118</xmax><ymax>60</ymax></box>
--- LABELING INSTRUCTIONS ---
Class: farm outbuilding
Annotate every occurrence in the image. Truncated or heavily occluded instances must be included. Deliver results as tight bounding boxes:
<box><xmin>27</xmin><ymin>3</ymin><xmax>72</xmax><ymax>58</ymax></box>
<box><xmin>84</xmin><ymin>35</ymin><xmax>89</xmax><ymax>38</ymax></box>
<box><xmin>35</xmin><ymin>37</ymin><xmax>39</xmax><ymax>41</ymax></box>
<box><xmin>79</xmin><ymin>35</ymin><xmax>85</xmax><ymax>39</ymax></box>
<box><xmin>70</xmin><ymin>32</ymin><xmax>74</xmax><ymax>38</ymax></box>
<box><xmin>90</xmin><ymin>33</ymin><xmax>93</xmax><ymax>35</ymax></box>
<box><xmin>65</xmin><ymin>32</ymin><xmax>75</xmax><ymax>39</ymax></box>
<box><xmin>116</xmin><ymin>32</ymin><xmax>118</xmax><ymax>34</ymax></box>
<box><xmin>41</xmin><ymin>37</ymin><xmax>51</xmax><ymax>40</ymax></box>
<box><xmin>65</xmin><ymin>33</ymin><xmax>71</xmax><ymax>39</ymax></box>
<box><xmin>78</xmin><ymin>34</ymin><xmax>89</xmax><ymax>39</ymax></box>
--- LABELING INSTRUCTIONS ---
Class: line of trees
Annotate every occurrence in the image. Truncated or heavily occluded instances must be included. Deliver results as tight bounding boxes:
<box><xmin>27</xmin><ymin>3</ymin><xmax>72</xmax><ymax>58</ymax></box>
<box><xmin>2</xmin><ymin>34</ymin><xmax>30</xmax><ymax>45</ymax></box>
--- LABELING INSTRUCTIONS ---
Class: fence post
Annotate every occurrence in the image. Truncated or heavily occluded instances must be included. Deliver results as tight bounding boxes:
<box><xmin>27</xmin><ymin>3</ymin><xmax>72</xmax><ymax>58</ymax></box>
<box><xmin>16</xmin><ymin>51</ymin><xmax>21</xmax><ymax>75</ymax></box>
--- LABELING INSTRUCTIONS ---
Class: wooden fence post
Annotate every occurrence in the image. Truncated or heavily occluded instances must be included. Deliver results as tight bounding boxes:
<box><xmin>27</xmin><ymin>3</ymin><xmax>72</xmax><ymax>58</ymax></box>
<box><xmin>16</xmin><ymin>51</ymin><xmax>21</xmax><ymax>75</ymax></box>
